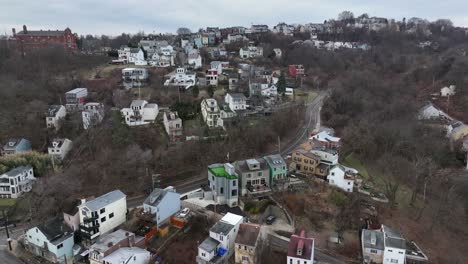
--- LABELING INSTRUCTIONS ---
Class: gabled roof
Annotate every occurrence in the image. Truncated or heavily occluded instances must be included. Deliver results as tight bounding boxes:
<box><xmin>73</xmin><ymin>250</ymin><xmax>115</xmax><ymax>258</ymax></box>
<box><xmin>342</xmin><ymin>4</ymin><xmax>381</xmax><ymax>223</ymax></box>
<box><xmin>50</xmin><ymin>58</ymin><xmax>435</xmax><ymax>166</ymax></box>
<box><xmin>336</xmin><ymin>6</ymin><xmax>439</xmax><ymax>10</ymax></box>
<box><xmin>287</xmin><ymin>231</ymin><xmax>314</xmax><ymax>260</ymax></box>
<box><xmin>36</xmin><ymin>218</ymin><xmax>73</xmax><ymax>245</ymax></box>
<box><xmin>2</xmin><ymin>165</ymin><xmax>32</xmax><ymax>177</ymax></box>
<box><xmin>362</xmin><ymin>229</ymin><xmax>385</xmax><ymax>250</ymax></box>
<box><xmin>226</xmin><ymin>93</ymin><xmax>247</xmax><ymax>100</ymax></box>
<box><xmin>144</xmin><ymin>187</ymin><xmax>178</xmax><ymax>207</ymax></box>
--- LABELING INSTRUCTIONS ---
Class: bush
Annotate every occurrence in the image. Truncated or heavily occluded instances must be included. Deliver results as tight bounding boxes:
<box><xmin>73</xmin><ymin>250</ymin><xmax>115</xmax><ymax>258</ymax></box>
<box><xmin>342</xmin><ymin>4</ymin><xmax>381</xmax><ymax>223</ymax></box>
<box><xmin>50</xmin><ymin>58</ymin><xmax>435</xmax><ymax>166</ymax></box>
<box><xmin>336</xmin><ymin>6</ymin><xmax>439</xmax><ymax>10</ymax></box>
<box><xmin>329</xmin><ymin>191</ymin><xmax>348</xmax><ymax>207</ymax></box>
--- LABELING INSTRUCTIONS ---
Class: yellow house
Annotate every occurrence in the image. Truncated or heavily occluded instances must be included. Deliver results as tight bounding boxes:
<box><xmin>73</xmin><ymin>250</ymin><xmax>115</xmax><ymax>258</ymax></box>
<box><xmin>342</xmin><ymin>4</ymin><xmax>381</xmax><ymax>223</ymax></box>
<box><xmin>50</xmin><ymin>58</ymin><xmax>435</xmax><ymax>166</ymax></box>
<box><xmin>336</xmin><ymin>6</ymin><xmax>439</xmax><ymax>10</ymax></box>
<box><xmin>291</xmin><ymin>148</ymin><xmax>321</xmax><ymax>176</ymax></box>
<box><xmin>235</xmin><ymin>223</ymin><xmax>261</xmax><ymax>264</ymax></box>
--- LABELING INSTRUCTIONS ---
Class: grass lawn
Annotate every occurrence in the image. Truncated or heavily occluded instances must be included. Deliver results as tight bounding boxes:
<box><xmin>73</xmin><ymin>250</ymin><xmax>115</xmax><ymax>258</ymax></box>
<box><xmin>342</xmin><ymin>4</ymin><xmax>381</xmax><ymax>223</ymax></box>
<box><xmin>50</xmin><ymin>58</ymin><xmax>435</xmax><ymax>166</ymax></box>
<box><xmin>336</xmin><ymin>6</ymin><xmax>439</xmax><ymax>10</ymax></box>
<box><xmin>342</xmin><ymin>153</ymin><xmax>369</xmax><ymax>179</ymax></box>
<box><xmin>0</xmin><ymin>198</ymin><xmax>16</xmax><ymax>208</ymax></box>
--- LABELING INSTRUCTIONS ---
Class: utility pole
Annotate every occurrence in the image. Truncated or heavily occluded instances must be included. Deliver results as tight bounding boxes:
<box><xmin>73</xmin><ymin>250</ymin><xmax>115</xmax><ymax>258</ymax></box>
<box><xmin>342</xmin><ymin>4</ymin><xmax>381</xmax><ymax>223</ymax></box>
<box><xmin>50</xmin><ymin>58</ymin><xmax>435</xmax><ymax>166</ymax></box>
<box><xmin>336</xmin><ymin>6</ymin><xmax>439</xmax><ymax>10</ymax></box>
<box><xmin>2</xmin><ymin>210</ymin><xmax>12</xmax><ymax>251</ymax></box>
<box><xmin>152</xmin><ymin>173</ymin><xmax>161</xmax><ymax>191</ymax></box>
<box><xmin>278</xmin><ymin>136</ymin><xmax>281</xmax><ymax>154</ymax></box>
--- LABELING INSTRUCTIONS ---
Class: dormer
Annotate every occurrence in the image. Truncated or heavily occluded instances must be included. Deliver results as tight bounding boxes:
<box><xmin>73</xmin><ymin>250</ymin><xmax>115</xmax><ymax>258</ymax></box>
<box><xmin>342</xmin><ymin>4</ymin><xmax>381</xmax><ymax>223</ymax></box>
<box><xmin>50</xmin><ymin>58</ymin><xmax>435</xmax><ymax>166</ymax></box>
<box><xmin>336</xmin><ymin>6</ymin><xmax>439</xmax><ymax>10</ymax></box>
<box><xmin>52</xmin><ymin>141</ymin><xmax>59</xmax><ymax>148</ymax></box>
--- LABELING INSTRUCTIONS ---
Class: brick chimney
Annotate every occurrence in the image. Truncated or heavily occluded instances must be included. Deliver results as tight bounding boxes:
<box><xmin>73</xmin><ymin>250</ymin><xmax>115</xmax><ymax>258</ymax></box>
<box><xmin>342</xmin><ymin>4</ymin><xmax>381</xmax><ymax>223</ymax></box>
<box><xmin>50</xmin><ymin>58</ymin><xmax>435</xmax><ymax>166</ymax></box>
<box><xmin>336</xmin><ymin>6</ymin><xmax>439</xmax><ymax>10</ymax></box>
<box><xmin>12</xmin><ymin>28</ymin><xmax>16</xmax><ymax>36</ymax></box>
<box><xmin>23</xmin><ymin>25</ymin><xmax>27</xmax><ymax>34</ymax></box>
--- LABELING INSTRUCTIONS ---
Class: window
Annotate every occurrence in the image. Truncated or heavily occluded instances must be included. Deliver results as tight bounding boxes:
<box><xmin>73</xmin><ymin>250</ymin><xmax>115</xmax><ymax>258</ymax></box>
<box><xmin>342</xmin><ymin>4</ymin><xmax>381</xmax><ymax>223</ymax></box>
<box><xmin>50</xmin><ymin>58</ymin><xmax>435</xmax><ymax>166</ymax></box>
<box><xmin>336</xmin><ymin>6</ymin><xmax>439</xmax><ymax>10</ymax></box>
<box><xmin>100</xmin><ymin>208</ymin><xmax>105</xmax><ymax>214</ymax></box>
<box><xmin>390</xmin><ymin>260</ymin><xmax>398</xmax><ymax>263</ymax></box>
<box><xmin>242</xmin><ymin>256</ymin><xmax>249</xmax><ymax>261</ymax></box>
<box><xmin>232</xmin><ymin>181</ymin><xmax>236</xmax><ymax>187</ymax></box>
<box><xmin>289</xmin><ymin>260</ymin><xmax>292</xmax><ymax>264</ymax></box>
<box><xmin>202</xmin><ymin>252</ymin><xmax>206</xmax><ymax>257</ymax></box>
<box><xmin>220</xmin><ymin>235</ymin><xmax>223</xmax><ymax>241</ymax></box>
<box><xmin>370</xmin><ymin>249</ymin><xmax>378</xmax><ymax>254</ymax></box>
<box><xmin>109</xmin><ymin>213</ymin><xmax>114</xmax><ymax>219</ymax></box>
<box><xmin>238</xmin><ymin>245</ymin><xmax>241</xmax><ymax>249</ymax></box>
<box><xmin>348</xmin><ymin>182</ymin><xmax>351</xmax><ymax>185</ymax></box>
<box><xmin>244</xmin><ymin>246</ymin><xmax>247</xmax><ymax>250</ymax></box>
<box><xmin>101</xmin><ymin>217</ymin><xmax>106</xmax><ymax>222</ymax></box>
<box><xmin>220</xmin><ymin>187</ymin><xmax>224</xmax><ymax>194</ymax></box>
<box><xmin>388</xmin><ymin>250</ymin><xmax>393</xmax><ymax>252</ymax></box>
<box><xmin>257</xmin><ymin>172</ymin><xmax>262</xmax><ymax>177</ymax></box>
<box><xmin>331</xmin><ymin>172</ymin><xmax>335</xmax><ymax>176</ymax></box>
<box><xmin>57</xmin><ymin>243</ymin><xmax>63</xmax><ymax>249</ymax></box>
<box><xmin>231</xmin><ymin>190</ymin><xmax>237</xmax><ymax>196</ymax></box>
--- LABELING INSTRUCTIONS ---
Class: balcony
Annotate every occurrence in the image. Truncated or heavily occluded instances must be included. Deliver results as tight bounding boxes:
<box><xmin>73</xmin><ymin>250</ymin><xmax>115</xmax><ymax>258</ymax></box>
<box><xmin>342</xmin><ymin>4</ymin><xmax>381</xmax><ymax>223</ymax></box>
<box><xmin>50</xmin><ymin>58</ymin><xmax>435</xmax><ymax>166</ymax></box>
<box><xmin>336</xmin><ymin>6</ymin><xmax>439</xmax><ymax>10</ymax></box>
<box><xmin>246</xmin><ymin>184</ymin><xmax>271</xmax><ymax>197</ymax></box>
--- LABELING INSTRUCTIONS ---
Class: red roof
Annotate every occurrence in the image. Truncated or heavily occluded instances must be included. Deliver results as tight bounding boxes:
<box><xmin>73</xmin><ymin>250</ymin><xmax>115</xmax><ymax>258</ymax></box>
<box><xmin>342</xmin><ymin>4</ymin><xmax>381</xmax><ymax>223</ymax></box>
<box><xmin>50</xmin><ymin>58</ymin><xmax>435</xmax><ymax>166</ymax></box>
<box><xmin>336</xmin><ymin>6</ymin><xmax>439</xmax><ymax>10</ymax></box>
<box><xmin>287</xmin><ymin>231</ymin><xmax>314</xmax><ymax>260</ymax></box>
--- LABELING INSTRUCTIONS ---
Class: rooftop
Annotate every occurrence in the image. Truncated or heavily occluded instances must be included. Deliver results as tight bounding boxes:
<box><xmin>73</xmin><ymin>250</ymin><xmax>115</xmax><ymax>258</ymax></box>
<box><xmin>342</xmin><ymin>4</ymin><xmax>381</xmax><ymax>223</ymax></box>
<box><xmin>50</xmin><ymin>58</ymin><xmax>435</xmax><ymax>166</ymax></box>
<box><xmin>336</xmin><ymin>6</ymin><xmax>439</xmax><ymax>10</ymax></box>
<box><xmin>91</xmin><ymin>229</ymin><xmax>135</xmax><ymax>253</ymax></box>
<box><xmin>235</xmin><ymin>223</ymin><xmax>261</xmax><ymax>247</ymax></box>
<box><xmin>199</xmin><ymin>237</ymin><xmax>220</xmax><ymax>252</ymax></box>
<box><xmin>227</xmin><ymin>93</ymin><xmax>247</xmax><ymax>100</ymax></box>
<box><xmin>235</xmin><ymin>158</ymin><xmax>268</xmax><ymax>173</ymax></box>
<box><xmin>130</xmin><ymin>100</ymin><xmax>148</xmax><ymax>108</ymax></box>
<box><xmin>144</xmin><ymin>187</ymin><xmax>178</xmax><ymax>207</ymax></box>
<box><xmin>81</xmin><ymin>190</ymin><xmax>126</xmax><ymax>212</ymax></box>
<box><xmin>264</xmin><ymin>154</ymin><xmax>285</xmax><ymax>167</ymax></box>
<box><xmin>210</xmin><ymin>221</ymin><xmax>234</xmax><ymax>235</ymax></box>
<box><xmin>287</xmin><ymin>231</ymin><xmax>314</xmax><ymax>260</ymax></box>
<box><xmin>66</xmin><ymin>88</ymin><xmax>87</xmax><ymax>95</ymax></box>
<box><xmin>362</xmin><ymin>229</ymin><xmax>385</xmax><ymax>250</ymax></box>
<box><xmin>36</xmin><ymin>218</ymin><xmax>73</xmax><ymax>245</ymax></box>
<box><xmin>208</xmin><ymin>165</ymin><xmax>237</xmax><ymax>180</ymax></box>
<box><xmin>2</xmin><ymin>165</ymin><xmax>32</xmax><ymax>177</ymax></box>
<box><xmin>220</xmin><ymin>212</ymin><xmax>243</xmax><ymax>226</ymax></box>
<box><xmin>17</xmin><ymin>29</ymin><xmax>68</xmax><ymax>36</ymax></box>
<box><xmin>102</xmin><ymin>247</ymin><xmax>148</xmax><ymax>263</ymax></box>
<box><xmin>47</xmin><ymin>105</ymin><xmax>64</xmax><ymax>117</ymax></box>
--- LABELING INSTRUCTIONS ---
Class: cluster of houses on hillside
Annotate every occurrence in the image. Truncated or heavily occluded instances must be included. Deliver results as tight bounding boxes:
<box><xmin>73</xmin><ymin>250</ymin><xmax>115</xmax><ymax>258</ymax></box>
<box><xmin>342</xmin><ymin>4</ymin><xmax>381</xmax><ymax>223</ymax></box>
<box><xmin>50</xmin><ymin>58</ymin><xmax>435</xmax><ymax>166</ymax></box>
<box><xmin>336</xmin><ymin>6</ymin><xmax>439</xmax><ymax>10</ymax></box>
<box><xmin>22</xmin><ymin>186</ymin><xmax>186</xmax><ymax>264</ymax></box>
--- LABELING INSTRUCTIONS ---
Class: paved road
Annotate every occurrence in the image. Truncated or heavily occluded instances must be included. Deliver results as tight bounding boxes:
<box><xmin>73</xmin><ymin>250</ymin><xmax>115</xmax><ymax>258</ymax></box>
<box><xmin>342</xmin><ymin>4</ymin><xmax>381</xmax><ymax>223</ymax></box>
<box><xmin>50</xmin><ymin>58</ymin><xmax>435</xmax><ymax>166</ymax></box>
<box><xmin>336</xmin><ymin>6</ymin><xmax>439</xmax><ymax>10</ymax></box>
<box><xmin>279</xmin><ymin>90</ymin><xmax>329</xmax><ymax>156</ymax></box>
<box><xmin>0</xmin><ymin>249</ymin><xmax>24</xmax><ymax>264</ymax></box>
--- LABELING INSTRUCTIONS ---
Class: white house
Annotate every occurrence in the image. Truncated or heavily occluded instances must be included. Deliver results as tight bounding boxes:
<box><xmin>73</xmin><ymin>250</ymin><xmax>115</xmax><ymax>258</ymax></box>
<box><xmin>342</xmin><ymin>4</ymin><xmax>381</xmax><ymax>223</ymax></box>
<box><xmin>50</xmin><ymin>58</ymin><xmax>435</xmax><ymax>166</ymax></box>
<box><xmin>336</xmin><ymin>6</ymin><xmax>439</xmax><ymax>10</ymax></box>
<box><xmin>121</xmin><ymin>100</ymin><xmax>159</xmax><ymax>127</ymax></box>
<box><xmin>143</xmin><ymin>186</ymin><xmax>181</xmax><ymax>226</ymax></box>
<box><xmin>188</xmin><ymin>52</ymin><xmax>203</xmax><ymax>69</ymax></box>
<box><xmin>327</xmin><ymin>165</ymin><xmax>355</xmax><ymax>192</ymax></box>
<box><xmin>273</xmin><ymin>48</ymin><xmax>282</xmax><ymax>58</ymax></box>
<box><xmin>225</xmin><ymin>93</ymin><xmax>247</xmax><ymax>112</ymax></box>
<box><xmin>122</xmin><ymin>68</ymin><xmax>149</xmax><ymax>82</ymax></box>
<box><xmin>310</xmin><ymin>147</ymin><xmax>338</xmax><ymax>166</ymax></box>
<box><xmin>46</xmin><ymin>105</ymin><xmax>66</xmax><ymax>130</ymax></box>
<box><xmin>48</xmin><ymin>138</ymin><xmax>72</xmax><ymax>161</ymax></box>
<box><xmin>261</xmin><ymin>84</ymin><xmax>278</xmax><ymax>97</ymax></box>
<box><xmin>103</xmin><ymin>247</ymin><xmax>150</xmax><ymax>264</ymax></box>
<box><xmin>127</xmin><ymin>48</ymin><xmax>145</xmax><ymax>65</ymax></box>
<box><xmin>164</xmin><ymin>68</ymin><xmax>197</xmax><ymax>90</ymax></box>
<box><xmin>418</xmin><ymin>103</ymin><xmax>449</xmax><ymax>120</ymax></box>
<box><xmin>201</xmin><ymin>98</ymin><xmax>221</xmax><ymax>128</ymax></box>
<box><xmin>239</xmin><ymin>44</ymin><xmax>263</xmax><ymax>59</ymax></box>
<box><xmin>205</xmin><ymin>69</ymin><xmax>219</xmax><ymax>86</ymax></box>
<box><xmin>197</xmin><ymin>213</ymin><xmax>244</xmax><ymax>264</ymax></box>
<box><xmin>381</xmin><ymin>225</ymin><xmax>406</xmax><ymax>264</ymax></box>
<box><xmin>210</xmin><ymin>61</ymin><xmax>229</xmax><ymax>74</ymax></box>
<box><xmin>82</xmin><ymin>102</ymin><xmax>105</xmax><ymax>130</ymax></box>
<box><xmin>440</xmin><ymin>85</ymin><xmax>456</xmax><ymax>97</ymax></box>
<box><xmin>78</xmin><ymin>190</ymin><xmax>127</xmax><ymax>243</ymax></box>
<box><xmin>25</xmin><ymin>218</ymin><xmax>75</xmax><ymax>264</ymax></box>
<box><xmin>163</xmin><ymin>111</ymin><xmax>183</xmax><ymax>141</ymax></box>
<box><xmin>89</xmin><ymin>229</ymin><xmax>146</xmax><ymax>264</ymax></box>
<box><xmin>65</xmin><ymin>88</ymin><xmax>88</xmax><ymax>111</ymax></box>
<box><xmin>310</xmin><ymin>131</ymin><xmax>341</xmax><ymax>148</ymax></box>
<box><xmin>287</xmin><ymin>231</ymin><xmax>315</xmax><ymax>264</ymax></box>
<box><xmin>0</xmin><ymin>165</ymin><xmax>35</xmax><ymax>199</ymax></box>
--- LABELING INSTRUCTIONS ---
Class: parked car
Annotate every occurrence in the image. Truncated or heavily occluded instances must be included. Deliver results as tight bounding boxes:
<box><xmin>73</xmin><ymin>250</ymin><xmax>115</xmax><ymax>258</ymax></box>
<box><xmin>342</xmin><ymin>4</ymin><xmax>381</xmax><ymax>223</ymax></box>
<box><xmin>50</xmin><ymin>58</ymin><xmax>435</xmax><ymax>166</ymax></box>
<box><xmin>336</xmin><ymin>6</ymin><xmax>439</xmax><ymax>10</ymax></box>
<box><xmin>266</xmin><ymin>215</ymin><xmax>276</xmax><ymax>225</ymax></box>
<box><xmin>179</xmin><ymin>208</ymin><xmax>190</xmax><ymax>218</ymax></box>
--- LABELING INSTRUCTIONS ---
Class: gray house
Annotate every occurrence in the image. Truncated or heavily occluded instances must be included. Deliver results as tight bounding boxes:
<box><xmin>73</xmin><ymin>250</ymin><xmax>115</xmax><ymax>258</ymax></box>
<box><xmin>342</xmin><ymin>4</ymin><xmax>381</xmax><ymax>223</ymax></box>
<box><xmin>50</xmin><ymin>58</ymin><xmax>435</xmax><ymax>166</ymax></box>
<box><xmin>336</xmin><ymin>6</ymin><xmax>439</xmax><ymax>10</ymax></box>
<box><xmin>143</xmin><ymin>186</ymin><xmax>181</xmax><ymax>226</ymax></box>
<box><xmin>234</xmin><ymin>158</ymin><xmax>271</xmax><ymax>197</ymax></box>
<box><xmin>1</xmin><ymin>138</ymin><xmax>32</xmax><ymax>156</ymax></box>
<box><xmin>206</xmin><ymin>163</ymin><xmax>239</xmax><ymax>207</ymax></box>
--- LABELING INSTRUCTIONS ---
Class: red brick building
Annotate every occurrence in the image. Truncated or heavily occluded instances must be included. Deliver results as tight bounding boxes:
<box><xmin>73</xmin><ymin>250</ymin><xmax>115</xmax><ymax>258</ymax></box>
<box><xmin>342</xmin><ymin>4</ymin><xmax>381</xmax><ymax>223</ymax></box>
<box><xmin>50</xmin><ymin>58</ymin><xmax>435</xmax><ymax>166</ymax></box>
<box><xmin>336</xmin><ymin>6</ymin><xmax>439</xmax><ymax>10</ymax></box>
<box><xmin>12</xmin><ymin>25</ymin><xmax>77</xmax><ymax>51</ymax></box>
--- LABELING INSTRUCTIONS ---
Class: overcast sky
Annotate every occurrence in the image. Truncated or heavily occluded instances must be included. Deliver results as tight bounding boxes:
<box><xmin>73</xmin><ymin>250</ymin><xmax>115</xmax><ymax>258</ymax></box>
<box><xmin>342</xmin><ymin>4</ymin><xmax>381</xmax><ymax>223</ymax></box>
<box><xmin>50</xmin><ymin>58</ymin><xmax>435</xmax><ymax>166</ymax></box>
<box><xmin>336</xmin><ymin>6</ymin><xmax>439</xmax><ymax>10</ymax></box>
<box><xmin>1</xmin><ymin>0</ymin><xmax>467</xmax><ymax>36</ymax></box>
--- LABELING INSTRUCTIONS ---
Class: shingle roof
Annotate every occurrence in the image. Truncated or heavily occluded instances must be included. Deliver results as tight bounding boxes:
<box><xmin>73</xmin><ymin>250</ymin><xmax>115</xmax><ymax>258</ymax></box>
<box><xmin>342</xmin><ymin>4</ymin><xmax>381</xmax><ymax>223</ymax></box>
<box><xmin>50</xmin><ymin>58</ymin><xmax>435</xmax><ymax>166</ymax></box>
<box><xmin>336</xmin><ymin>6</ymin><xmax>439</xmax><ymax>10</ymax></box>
<box><xmin>36</xmin><ymin>218</ymin><xmax>73</xmax><ymax>245</ymax></box>
<box><xmin>362</xmin><ymin>229</ymin><xmax>385</xmax><ymax>250</ymax></box>
<box><xmin>235</xmin><ymin>223</ymin><xmax>260</xmax><ymax>246</ymax></box>
<box><xmin>3</xmin><ymin>166</ymin><xmax>32</xmax><ymax>177</ymax></box>
<box><xmin>210</xmin><ymin>221</ymin><xmax>234</xmax><ymax>235</ymax></box>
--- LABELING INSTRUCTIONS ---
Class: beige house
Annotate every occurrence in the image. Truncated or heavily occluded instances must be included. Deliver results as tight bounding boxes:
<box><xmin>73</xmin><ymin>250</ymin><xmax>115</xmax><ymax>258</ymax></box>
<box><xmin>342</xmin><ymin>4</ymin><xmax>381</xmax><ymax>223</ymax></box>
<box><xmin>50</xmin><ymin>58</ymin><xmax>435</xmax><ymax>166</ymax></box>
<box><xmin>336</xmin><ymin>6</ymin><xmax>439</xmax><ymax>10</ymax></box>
<box><xmin>291</xmin><ymin>148</ymin><xmax>321</xmax><ymax>176</ymax></box>
<box><xmin>235</xmin><ymin>223</ymin><xmax>261</xmax><ymax>264</ymax></box>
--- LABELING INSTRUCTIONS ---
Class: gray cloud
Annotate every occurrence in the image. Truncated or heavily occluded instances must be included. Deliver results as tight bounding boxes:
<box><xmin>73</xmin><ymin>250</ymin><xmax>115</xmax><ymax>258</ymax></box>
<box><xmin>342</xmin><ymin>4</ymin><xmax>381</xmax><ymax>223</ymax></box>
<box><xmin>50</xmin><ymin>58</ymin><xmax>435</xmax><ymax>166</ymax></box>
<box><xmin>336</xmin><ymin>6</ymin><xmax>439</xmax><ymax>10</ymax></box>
<box><xmin>1</xmin><ymin>0</ymin><xmax>467</xmax><ymax>35</ymax></box>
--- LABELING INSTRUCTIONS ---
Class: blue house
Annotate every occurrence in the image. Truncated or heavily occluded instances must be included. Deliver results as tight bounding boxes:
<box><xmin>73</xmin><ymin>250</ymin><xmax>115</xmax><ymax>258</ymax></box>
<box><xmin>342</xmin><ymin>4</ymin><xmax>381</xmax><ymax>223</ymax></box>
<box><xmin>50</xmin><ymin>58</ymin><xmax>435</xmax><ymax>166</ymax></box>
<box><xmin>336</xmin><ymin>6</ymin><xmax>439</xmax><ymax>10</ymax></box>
<box><xmin>1</xmin><ymin>138</ymin><xmax>32</xmax><ymax>155</ymax></box>
<box><xmin>25</xmin><ymin>218</ymin><xmax>75</xmax><ymax>263</ymax></box>
<box><xmin>143</xmin><ymin>186</ymin><xmax>181</xmax><ymax>226</ymax></box>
